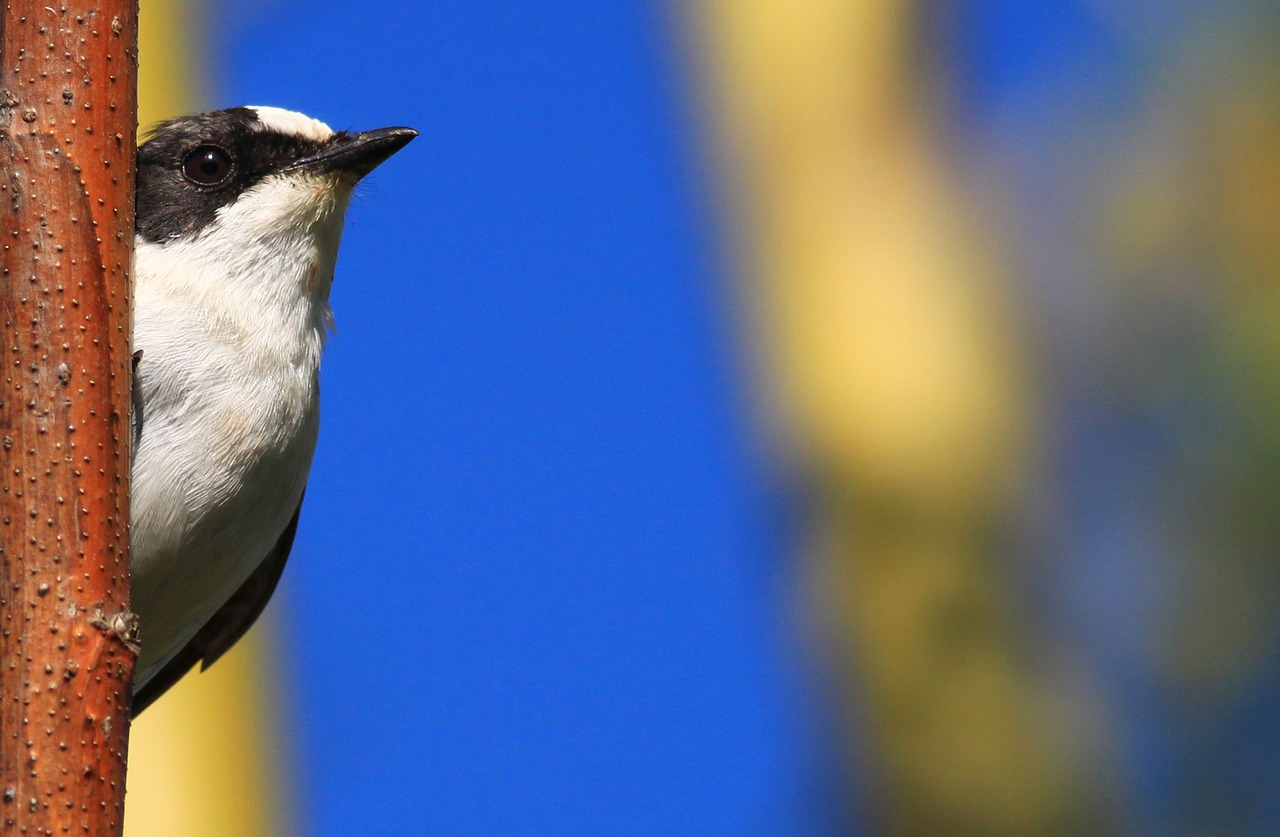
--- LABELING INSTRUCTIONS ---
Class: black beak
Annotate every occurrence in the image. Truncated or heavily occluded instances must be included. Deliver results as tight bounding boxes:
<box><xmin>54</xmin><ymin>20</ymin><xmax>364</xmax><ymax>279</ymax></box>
<box><xmin>287</xmin><ymin>126</ymin><xmax>418</xmax><ymax>178</ymax></box>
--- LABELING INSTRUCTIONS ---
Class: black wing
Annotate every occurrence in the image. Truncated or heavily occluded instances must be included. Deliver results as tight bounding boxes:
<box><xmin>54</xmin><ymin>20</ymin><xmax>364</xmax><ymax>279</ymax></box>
<box><xmin>132</xmin><ymin>497</ymin><xmax>303</xmax><ymax>716</ymax></box>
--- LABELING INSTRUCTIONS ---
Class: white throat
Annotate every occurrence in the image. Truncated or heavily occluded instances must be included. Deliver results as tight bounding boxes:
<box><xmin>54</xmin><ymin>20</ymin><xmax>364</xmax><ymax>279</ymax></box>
<box><xmin>137</xmin><ymin>171</ymin><xmax>351</xmax><ymax>353</ymax></box>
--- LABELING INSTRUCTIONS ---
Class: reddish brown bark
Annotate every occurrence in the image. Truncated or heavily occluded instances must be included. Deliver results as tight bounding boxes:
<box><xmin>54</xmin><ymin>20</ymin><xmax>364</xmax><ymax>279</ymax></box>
<box><xmin>0</xmin><ymin>1</ymin><xmax>138</xmax><ymax>833</ymax></box>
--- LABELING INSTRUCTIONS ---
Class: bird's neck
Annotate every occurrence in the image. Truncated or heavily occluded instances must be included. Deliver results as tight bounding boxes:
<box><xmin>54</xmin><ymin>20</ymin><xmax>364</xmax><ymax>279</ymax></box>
<box><xmin>133</xmin><ymin>220</ymin><xmax>343</xmax><ymax>373</ymax></box>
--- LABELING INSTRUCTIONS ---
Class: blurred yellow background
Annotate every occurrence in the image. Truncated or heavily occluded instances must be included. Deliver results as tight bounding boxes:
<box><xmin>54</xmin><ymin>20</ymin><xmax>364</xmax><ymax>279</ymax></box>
<box><xmin>120</xmin><ymin>1</ymin><xmax>1280</xmax><ymax>833</ymax></box>
<box><xmin>690</xmin><ymin>1</ymin><xmax>1280</xmax><ymax>832</ymax></box>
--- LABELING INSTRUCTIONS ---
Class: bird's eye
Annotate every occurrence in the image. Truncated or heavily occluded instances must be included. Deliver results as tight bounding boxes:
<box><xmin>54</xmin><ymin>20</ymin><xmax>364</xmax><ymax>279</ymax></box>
<box><xmin>181</xmin><ymin>145</ymin><xmax>233</xmax><ymax>186</ymax></box>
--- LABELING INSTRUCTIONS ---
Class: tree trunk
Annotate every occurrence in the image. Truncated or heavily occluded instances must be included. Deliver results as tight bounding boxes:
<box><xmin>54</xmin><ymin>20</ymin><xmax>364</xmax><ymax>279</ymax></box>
<box><xmin>0</xmin><ymin>0</ymin><xmax>138</xmax><ymax>832</ymax></box>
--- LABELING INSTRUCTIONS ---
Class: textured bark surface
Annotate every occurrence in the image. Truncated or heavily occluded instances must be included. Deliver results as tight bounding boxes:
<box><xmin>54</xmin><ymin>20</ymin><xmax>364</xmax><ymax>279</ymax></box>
<box><xmin>0</xmin><ymin>1</ymin><xmax>138</xmax><ymax>833</ymax></box>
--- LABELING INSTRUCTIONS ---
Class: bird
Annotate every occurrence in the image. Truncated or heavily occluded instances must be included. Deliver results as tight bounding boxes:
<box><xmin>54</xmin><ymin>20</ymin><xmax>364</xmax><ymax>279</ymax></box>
<box><xmin>129</xmin><ymin>106</ymin><xmax>416</xmax><ymax>714</ymax></box>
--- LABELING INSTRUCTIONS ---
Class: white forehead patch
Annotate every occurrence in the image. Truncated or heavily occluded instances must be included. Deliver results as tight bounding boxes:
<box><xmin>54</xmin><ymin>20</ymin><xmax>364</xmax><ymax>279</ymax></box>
<box><xmin>248</xmin><ymin>106</ymin><xmax>334</xmax><ymax>142</ymax></box>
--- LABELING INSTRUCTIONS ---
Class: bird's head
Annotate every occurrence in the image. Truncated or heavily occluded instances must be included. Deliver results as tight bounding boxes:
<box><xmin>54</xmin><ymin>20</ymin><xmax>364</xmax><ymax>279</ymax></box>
<box><xmin>134</xmin><ymin>106</ymin><xmax>415</xmax><ymax>323</ymax></box>
<box><xmin>136</xmin><ymin>106</ymin><xmax>417</xmax><ymax>246</ymax></box>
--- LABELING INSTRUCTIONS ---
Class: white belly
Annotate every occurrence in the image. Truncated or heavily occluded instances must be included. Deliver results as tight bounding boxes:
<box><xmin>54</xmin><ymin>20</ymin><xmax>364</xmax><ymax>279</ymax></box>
<box><xmin>130</xmin><ymin>284</ymin><xmax>321</xmax><ymax>689</ymax></box>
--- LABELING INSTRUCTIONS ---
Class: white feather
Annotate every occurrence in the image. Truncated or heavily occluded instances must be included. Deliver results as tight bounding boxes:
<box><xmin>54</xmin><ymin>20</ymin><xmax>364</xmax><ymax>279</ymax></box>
<box><xmin>131</xmin><ymin>165</ymin><xmax>353</xmax><ymax>688</ymax></box>
<box><xmin>247</xmin><ymin>106</ymin><xmax>334</xmax><ymax>143</ymax></box>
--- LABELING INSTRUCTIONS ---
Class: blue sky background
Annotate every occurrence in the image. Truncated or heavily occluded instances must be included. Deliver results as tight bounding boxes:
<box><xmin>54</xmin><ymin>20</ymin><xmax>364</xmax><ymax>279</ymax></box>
<box><xmin>212</xmin><ymin>2</ymin><xmax>825</xmax><ymax>834</ymax></box>
<box><xmin>191</xmin><ymin>1</ymin><xmax>1280</xmax><ymax>833</ymax></box>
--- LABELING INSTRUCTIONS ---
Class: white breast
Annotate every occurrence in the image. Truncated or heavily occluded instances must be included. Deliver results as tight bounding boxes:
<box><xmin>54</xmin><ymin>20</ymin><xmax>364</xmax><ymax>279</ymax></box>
<box><xmin>130</xmin><ymin>172</ymin><xmax>347</xmax><ymax>688</ymax></box>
